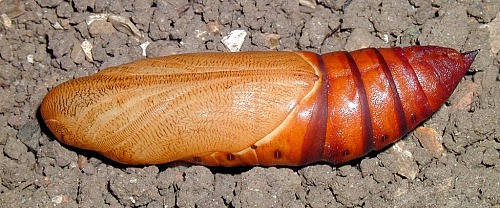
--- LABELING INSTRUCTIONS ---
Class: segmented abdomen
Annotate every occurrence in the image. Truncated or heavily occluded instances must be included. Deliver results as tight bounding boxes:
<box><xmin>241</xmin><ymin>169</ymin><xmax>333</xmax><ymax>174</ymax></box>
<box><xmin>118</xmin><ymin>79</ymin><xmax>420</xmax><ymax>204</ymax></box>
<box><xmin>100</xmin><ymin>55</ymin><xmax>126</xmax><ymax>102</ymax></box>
<box><xmin>311</xmin><ymin>46</ymin><xmax>475</xmax><ymax>164</ymax></box>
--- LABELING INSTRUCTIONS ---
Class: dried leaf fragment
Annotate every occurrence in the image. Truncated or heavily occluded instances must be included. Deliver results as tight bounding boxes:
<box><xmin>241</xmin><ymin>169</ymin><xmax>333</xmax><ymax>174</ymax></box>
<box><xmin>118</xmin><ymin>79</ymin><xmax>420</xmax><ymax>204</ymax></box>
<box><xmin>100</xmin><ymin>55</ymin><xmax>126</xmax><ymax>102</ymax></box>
<box><xmin>108</xmin><ymin>14</ymin><xmax>143</xmax><ymax>39</ymax></box>
<box><xmin>0</xmin><ymin>14</ymin><xmax>11</xmax><ymax>28</ymax></box>
<box><xmin>299</xmin><ymin>0</ymin><xmax>317</xmax><ymax>9</ymax></box>
<box><xmin>81</xmin><ymin>40</ymin><xmax>93</xmax><ymax>62</ymax></box>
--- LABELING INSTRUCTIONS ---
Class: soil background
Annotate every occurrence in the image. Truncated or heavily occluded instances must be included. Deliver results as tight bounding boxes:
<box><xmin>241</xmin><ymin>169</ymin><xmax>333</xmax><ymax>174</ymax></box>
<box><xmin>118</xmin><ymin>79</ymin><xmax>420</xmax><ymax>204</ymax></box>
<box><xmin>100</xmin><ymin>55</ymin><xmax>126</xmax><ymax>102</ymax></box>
<box><xmin>0</xmin><ymin>0</ymin><xmax>499</xmax><ymax>207</ymax></box>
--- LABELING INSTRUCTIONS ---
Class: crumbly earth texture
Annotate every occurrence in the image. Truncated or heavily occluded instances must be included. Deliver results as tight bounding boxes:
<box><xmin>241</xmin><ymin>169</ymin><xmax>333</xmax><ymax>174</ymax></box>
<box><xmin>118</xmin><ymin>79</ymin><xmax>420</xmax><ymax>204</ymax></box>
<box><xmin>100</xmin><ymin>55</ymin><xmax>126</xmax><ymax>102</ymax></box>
<box><xmin>0</xmin><ymin>0</ymin><xmax>499</xmax><ymax>207</ymax></box>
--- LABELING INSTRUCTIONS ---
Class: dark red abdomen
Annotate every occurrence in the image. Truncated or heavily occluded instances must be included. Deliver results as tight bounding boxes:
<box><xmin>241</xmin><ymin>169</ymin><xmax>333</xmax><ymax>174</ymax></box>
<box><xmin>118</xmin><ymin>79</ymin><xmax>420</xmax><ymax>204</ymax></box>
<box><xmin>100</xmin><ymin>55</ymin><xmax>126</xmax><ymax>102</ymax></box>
<box><xmin>302</xmin><ymin>46</ymin><xmax>477</xmax><ymax>164</ymax></box>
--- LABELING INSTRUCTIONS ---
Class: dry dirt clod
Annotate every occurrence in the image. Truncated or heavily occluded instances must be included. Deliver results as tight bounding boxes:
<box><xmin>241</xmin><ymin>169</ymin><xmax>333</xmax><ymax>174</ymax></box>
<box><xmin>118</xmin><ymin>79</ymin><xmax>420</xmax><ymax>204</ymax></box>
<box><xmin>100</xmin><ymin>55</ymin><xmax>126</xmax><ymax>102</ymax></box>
<box><xmin>16</xmin><ymin>120</ymin><xmax>41</xmax><ymax>153</ymax></box>
<box><xmin>4</xmin><ymin>137</ymin><xmax>27</xmax><ymax>160</ymax></box>
<box><xmin>77</xmin><ymin>155</ymin><xmax>87</xmax><ymax>170</ymax></box>
<box><xmin>450</xmin><ymin>82</ymin><xmax>479</xmax><ymax>111</ymax></box>
<box><xmin>87</xmin><ymin>20</ymin><xmax>115</xmax><ymax>37</ymax></box>
<box><xmin>389</xmin><ymin>141</ymin><xmax>419</xmax><ymax>180</ymax></box>
<box><xmin>206</xmin><ymin>21</ymin><xmax>221</xmax><ymax>36</ymax></box>
<box><xmin>77</xmin><ymin>155</ymin><xmax>95</xmax><ymax>175</ymax></box>
<box><xmin>414</xmin><ymin>126</ymin><xmax>445</xmax><ymax>158</ymax></box>
<box><xmin>486</xmin><ymin>12</ymin><xmax>500</xmax><ymax>54</ymax></box>
<box><xmin>70</xmin><ymin>43</ymin><xmax>85</xmax><ymax>64</ymax></box>
<box><xmin>0</xmin><ymin>0</ymin><xmax>25</xmax><ymax>18</ymax></box>
<box><xmin>263</xmin><ymin>33</ymin><xmax>281</xmax><ymax>49</ymax></box>
<box><xmin>344</xmin><ymin>28</ymin><xmax>387</xmax><ymax>51</ymax></box>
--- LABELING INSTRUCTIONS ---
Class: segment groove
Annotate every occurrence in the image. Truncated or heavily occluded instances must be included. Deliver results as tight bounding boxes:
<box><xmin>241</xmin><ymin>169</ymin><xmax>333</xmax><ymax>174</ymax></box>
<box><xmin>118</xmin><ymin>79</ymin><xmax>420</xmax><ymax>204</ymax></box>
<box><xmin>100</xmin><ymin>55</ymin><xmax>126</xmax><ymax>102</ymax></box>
<box><xmin>372</xmin><ymin>48</ymin><xmax>408</xmax><ymax>136</ymax></box>
<box><xmin>344</xmin><ymin>52</ymin><xmax>374</xmax><ymax>153</ymax></box>
<box><xmin>299</xmin><ymin>54</ymin><xmax>329</xmax><ymax>165</ymax></box>
<box><xmin>392</xmin><ymin>48</ymin><xmax>433</xmax><ymax>118</ymax></box>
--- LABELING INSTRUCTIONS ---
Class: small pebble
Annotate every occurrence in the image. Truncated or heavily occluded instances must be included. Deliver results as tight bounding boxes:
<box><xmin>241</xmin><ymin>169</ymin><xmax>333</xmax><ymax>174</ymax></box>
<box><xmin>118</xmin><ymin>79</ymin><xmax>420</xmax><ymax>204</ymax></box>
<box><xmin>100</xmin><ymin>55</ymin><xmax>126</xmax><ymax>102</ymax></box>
<box><xmin>222</xmin><ymin>30</ymin><xmax>247</xmax><ymax>52</ymax></box>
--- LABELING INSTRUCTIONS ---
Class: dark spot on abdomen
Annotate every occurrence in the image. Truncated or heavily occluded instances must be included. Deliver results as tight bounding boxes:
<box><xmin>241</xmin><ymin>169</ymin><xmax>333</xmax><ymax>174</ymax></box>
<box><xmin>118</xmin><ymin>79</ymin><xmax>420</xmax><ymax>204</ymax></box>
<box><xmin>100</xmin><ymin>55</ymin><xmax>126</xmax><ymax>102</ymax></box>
<box><xmin>274</xmin><ymin>150</ymin><xmax>282</xmax><ymax>159</ymax></box>
<box><xmin>226</xmin><ymin>153</ymin><xmax>235</xmax><ymax>161</ymax></box>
